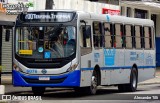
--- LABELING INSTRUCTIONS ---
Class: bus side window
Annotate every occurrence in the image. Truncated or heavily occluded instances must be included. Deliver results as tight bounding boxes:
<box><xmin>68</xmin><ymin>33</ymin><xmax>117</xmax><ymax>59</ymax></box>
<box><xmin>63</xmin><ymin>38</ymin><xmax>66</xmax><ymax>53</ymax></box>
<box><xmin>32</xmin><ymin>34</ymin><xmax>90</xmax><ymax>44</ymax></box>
<box><xmin>131</xmin><ymin>26</ymin><xmax>135</xmax><ymax>48</ymax></box>
<box><xmin>135</xmin><ymin>25</ymin><xmax>141</xmax><ymax>49</ymax></box>
<box><xmin>80</xmin><ymin>25</ymin><xmax>92</xmax><ymax>56</ymax></box>
<box><xmin>104</xmin><ymin>22</ymin><xmax>112</xmax><ymax>48</ymax></box>
<box><xmin>144</xmin><ymin>26</ymin><xmax>150</xmax><ymax>49</ymax></box>
<box><xmin>121</xmin><ymin>24</ymin><xmax>125</xmax><ymax>48</ymax></box>
<box><xmin>140</xmin><ymin>26</ymin><xmax>145</xmax><ymax>48</ymax></box>
<box><xmin>115</xmin><ymin>24</ymin><xmax>122</xmax><ymax>48</ymax></box>
<box><xmin>125</xmin><ymin>25</ymin><xmax>132</xmax><ymax>48</ymax></box>
<box><xmin>149</xmin><ymin>27</ymin><xmax>154</xmax><ymax>49</ymax></box>
<box><xmin>93</xmin><ymin>21</ymin><xmax>102</xmax><ymax>48</ymax></box>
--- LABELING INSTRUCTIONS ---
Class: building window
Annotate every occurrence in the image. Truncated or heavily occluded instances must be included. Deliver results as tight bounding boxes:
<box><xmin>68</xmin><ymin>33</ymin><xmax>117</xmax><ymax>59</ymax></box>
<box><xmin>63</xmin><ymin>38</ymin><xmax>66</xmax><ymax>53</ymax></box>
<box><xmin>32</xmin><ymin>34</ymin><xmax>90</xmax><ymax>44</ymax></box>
<box><xmin>127</xmin><ymin>7</ymin><xmax>131</xmax><ymax>17</ymax></box>
<box><xmin>135</xmin><ymin>9</ymin><xmax>148</xmax><ymax>19</ymax></box>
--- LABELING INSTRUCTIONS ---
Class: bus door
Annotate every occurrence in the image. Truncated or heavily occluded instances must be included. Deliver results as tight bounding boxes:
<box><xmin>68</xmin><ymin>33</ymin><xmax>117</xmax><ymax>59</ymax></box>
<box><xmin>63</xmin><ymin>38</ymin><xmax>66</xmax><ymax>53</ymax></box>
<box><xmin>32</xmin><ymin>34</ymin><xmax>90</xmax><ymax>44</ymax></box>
<box><xmin>79</xmin><ymin>21</ymin><xmax>93</xmax><ymax>86</ymax></box>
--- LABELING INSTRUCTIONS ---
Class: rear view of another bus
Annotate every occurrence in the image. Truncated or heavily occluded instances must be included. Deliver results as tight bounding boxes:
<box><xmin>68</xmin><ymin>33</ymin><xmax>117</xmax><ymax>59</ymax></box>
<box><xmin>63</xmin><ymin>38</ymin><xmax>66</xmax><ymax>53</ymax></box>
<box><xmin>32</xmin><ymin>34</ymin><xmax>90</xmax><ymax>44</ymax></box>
<box><xmin>12</xmin><ymin>10</ymin><xmax>79</xmax><ymax>95</ymax></box>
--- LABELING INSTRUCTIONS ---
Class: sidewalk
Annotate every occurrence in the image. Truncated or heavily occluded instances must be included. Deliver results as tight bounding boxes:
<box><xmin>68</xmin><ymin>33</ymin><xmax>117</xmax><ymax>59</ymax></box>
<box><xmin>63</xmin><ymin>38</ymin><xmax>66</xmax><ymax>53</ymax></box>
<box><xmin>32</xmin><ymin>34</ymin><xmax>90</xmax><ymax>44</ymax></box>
<box><xmin>138</xmin><ymin>68</ymin><xmax>160</xmax><ymax>85</ymax></box>
<box><xmin>1</xmin><ymin>68</ymin><xmax>160</xmax><ymax>85</ymax></box>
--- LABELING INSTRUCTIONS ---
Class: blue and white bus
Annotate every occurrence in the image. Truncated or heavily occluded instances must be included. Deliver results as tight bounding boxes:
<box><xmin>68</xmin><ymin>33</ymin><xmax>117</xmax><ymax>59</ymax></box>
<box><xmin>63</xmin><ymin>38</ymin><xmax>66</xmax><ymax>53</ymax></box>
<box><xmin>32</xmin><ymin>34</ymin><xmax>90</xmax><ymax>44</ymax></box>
<box><xmin>13</xmin><ymin>10</ymin><xmax>156</xmax><ymax>95</ymax></box>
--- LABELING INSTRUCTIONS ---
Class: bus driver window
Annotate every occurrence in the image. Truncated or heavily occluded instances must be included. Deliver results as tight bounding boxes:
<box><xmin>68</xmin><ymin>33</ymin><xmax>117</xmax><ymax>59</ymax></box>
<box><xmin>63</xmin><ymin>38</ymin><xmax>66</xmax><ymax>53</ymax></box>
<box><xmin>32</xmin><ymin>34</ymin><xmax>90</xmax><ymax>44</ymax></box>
<box><xmin>80</xmin><ymin>25</ymin><xmax>92</xmax><ymax>56</ymax></box>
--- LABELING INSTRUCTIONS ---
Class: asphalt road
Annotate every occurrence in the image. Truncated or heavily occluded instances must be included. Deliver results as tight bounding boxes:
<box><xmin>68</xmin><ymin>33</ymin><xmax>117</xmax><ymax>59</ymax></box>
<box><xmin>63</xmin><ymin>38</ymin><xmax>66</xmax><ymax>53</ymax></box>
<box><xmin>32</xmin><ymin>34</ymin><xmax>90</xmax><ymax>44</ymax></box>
<box><xmin>2</xmin><ymin>84</ymin><xmax>160</xmax><ymax>103</ymax></box>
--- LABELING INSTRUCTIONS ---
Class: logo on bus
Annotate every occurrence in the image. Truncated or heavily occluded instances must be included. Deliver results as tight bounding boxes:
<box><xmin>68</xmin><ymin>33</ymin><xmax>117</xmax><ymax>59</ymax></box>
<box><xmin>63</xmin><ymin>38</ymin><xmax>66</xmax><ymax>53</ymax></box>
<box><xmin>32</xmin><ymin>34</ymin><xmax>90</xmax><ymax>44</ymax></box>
<box><xmin>41</xmin><ymin>69</ymin><xmax>47</xmax><ymax>74</ymax></box>
<box><xmin>146</xmin><ymin>53</ymin><xmax>153</xmax><ymax>65</ymax></box>
<box><xmin>103</xmin><ymin>49</ymin><xmax>116</xmax><ymax>66</ymax></box>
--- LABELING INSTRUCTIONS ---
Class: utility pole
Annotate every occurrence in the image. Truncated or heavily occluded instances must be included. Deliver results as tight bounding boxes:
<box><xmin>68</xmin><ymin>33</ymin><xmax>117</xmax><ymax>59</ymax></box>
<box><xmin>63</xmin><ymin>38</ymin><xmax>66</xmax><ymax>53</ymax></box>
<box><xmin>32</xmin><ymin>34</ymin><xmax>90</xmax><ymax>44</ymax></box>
<box><xmin>45</xmin><ymin>0</ymin><xmax>53</xmax><ymax>9</ymax></box>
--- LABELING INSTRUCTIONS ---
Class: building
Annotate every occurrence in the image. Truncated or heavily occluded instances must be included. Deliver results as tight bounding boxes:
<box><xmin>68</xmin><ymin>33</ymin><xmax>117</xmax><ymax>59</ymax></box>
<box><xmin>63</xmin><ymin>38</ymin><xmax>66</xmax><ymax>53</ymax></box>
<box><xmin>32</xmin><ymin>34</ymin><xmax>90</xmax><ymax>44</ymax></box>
<box><xmin>53</xmin><ymin>0</ymin><xmax>120</xmax><ymax>15</ymax></box>
<box><xmin>0</xmin><ymin>0</ymin><xmax>36</xmax><ymax>73</ymax></box>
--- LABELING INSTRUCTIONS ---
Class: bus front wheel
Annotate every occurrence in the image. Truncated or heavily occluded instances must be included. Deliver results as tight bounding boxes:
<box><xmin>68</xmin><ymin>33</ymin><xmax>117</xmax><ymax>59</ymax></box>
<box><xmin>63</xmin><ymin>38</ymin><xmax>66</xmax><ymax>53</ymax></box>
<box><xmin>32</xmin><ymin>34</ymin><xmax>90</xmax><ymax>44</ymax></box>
<box><xmin>74</xmin><ymin>70</ymin><xmax>98</xmax><ymax>95</ymax></box>
<box><xmin>87</xmin><ymin>70</ymin><xmax>98</xmax><ymax>95</ymax></box>
<box><xmin>32</xmin><ymin>87</ymin><xmax>45</xmax><ymax>95</ymax></box>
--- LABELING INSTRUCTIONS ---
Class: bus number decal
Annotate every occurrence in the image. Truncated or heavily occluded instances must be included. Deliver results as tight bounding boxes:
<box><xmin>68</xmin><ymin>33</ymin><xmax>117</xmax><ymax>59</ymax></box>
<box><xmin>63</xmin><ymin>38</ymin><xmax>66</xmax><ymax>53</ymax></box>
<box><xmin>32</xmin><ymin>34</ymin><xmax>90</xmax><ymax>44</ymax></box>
<box><xmin>26</xmin><ymin>69</ymin><xmax>37</xmax><ymax>74</ymax></box>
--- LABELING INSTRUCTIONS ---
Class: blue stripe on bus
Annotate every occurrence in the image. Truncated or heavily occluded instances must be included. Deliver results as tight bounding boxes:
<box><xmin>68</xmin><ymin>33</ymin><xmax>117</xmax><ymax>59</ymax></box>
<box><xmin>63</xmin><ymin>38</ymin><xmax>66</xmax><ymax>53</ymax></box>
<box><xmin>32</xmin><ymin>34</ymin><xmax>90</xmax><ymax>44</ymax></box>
<box><xmin>81</xmin><ymin>66</ymin><xmax>155</xmax><ymax>71</ymax></box>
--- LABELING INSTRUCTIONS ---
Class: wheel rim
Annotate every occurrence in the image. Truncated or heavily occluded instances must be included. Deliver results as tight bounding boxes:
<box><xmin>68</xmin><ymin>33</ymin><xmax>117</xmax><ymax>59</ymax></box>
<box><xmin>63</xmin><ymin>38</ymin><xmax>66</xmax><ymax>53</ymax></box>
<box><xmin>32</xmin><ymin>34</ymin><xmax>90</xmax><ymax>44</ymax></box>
<box><xmin>91</xmin><ymin>73</ymin><xmax>97</xmax><ymax>93</ymax></box>
<box><xmin>132</xmin><ymin>71</ymin><xmax>137</xmax><ymax>88</ymax></box>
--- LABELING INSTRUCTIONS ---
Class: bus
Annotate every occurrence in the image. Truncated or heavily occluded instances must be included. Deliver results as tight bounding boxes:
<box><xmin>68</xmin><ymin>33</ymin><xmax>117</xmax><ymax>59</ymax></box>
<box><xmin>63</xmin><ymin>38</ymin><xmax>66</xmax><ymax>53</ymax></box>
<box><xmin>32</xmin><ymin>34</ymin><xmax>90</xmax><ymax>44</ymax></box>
<box><xmin>12</xmin><ymin>10</ymin><xmax>156</xmax><ymax>95</ymax></box>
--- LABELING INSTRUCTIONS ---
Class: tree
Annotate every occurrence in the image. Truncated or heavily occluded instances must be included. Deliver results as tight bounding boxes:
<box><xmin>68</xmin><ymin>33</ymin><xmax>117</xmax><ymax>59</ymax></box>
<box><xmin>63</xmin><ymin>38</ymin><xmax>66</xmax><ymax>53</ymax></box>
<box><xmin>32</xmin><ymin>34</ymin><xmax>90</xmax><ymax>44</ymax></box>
<box><xmin>45</xmin><ymin>0</ymin><xmax>53</xmax><ymax>9</ymax></box>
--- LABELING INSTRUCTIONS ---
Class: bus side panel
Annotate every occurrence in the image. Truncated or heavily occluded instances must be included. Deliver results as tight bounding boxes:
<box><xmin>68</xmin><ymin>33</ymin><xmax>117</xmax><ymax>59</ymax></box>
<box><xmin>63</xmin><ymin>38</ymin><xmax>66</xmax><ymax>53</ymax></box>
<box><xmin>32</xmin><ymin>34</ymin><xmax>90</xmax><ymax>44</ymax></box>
<box><xmin>125</xmin><ymin>49</ymin><xmax>144</xmax><ymax>82</ymax></box>
<box><xmin>93</xmin><ymin>49</ymin><xmax>110</xmax><ymax>85</ymax></box>
<box><xmin>138</xmin><ymin>50</ymin><xmax>155</xmax><ymax>82</ymax></box>
<box><xmin>80</xmin><ymin>53</ymin><xmax>93</xmax><ymax>87</ymax></box>
<box><xmin>109</xmin><ymin>49</ymin><xmax>130</xmax><ymax>85</ymax></box>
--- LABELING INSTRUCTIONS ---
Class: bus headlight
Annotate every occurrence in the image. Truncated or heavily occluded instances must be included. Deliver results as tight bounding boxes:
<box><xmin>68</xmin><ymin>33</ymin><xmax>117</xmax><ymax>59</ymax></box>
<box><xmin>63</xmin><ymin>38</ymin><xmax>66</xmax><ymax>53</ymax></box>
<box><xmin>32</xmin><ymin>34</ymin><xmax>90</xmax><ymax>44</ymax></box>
<box><xmin>13</xmin><ymin>64</ymin><xmax>22</xmax><ymax>72</ymax></box>
<box><xmin>67</xmin><ymin>63</ymin><xmax>78</xmax><ymax>72</ymax></box>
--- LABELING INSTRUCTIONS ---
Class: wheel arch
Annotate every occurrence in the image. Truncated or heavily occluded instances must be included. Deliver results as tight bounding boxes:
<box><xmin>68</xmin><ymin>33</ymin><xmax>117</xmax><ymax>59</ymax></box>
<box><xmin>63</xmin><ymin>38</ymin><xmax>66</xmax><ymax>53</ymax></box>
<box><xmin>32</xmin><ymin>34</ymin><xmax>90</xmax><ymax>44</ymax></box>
<box><xmin>94</xmin><ymin>65</ymin><xmax>101</xmax><ymax>86</ymax></box>
<box><xmin>132</xmin><ymin>64</ymin><xmax>138</xmax><ymax>80</ymax></box>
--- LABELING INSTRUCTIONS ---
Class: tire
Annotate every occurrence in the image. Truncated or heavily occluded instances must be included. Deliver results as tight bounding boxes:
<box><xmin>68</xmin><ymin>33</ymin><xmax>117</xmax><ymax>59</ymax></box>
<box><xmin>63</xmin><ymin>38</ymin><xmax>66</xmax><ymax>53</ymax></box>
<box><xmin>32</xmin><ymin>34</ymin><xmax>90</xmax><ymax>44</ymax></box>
<box><xmin>118</xmin><ymin>67</ymin><xmax>138</xmax><ymax>92</ymax></box>
<box><xmin>86</xmin><ymin>70</ymin><xmax>98</xmax><ymax>95</ymax></box>
<box><xmin>126</xmin><ymin>67</ymin><xmax>138</xmax><ymax>92</ymax></box>
<box><xmin>74</xmin><ymin>70</ymin><xmax>98</xmax><ymax>95</ymax></box>
<box><xmin>32</xmin><ymin>87</ymin><xmax>45</xmax><ymax>95</ymax></box>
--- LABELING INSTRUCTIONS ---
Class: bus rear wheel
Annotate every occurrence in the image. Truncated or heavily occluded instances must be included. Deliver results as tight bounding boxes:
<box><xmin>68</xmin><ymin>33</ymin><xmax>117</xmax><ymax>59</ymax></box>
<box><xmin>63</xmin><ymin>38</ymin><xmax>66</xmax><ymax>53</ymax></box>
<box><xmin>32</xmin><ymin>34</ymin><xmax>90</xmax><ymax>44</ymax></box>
<box><xmin>127</xmin><ymin>67</ymin><xmax>138</xmax><ymax>92</ymax></box>
<box><xmin>32</xmin><ymin>87</ymin><xmax>45</xmax><ymax>95</ymax></box>
<box><xmin>118</xmin><ymin>67</ymin><xmax>138</xmax><ymax>92</ymax></box>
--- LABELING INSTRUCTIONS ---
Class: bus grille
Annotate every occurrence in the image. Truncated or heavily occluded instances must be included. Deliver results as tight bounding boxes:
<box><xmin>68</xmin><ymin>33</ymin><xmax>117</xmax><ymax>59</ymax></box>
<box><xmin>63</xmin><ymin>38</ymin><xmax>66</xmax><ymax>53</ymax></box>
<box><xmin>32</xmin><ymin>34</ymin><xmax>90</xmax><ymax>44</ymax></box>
<box><xmin>22</xmin><ymin>77</ymin><xmax>66</xmax><ymax>84</ymax></box>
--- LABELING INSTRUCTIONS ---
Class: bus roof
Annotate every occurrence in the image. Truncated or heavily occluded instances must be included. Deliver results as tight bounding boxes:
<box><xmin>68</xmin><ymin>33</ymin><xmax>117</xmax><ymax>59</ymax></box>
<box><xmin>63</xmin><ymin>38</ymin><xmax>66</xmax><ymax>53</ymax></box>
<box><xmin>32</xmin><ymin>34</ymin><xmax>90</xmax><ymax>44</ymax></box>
<box><xmin>77</xmin><ymin>12</ymin><xmax>154</xmax><ymax>26</ymax></box>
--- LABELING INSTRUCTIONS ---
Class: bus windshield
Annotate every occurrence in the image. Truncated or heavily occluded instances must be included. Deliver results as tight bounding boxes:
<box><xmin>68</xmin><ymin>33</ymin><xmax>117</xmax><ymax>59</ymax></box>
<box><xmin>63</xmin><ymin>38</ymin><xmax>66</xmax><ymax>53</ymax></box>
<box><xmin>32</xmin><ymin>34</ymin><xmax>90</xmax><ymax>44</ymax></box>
<box><xmin>15</xmin><ymin>25</ymin><xmax>76</xmax><ymax>59</ymax></box>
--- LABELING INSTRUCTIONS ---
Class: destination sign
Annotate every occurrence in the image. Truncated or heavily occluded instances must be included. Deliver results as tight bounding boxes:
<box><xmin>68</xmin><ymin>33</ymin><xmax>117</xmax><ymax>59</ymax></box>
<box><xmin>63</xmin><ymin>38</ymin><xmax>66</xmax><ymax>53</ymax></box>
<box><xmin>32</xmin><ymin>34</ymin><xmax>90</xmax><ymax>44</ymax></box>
<box><xmin>19</xmin><ymin>11</ymin><xmax>76</xmax><ymax>22</ymax></box>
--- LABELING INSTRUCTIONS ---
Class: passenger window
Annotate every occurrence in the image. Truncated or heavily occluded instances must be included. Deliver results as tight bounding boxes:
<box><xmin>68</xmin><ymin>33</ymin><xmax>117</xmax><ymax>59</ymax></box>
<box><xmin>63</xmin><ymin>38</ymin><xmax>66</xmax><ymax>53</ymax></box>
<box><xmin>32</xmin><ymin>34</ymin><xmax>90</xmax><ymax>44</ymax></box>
<box><xmin>150</xmin><ymin>27</ymin><xmax>154</xmax><ymax>48</ymax></box>
<box><xmin>104</xmin><ymin>23</ymin><xmax>112</xmax><ymax>48</ymax></box>
<box><xmin>93</xmin><ymin>21</ymin><xmax>103</xmax><ymax>48</ymax></box>
<box><xmin>131</xmin><ymin>26</ymin><xmax>136</xmax><ymax>48</ymax></box>
<box><xmin>115</xmin><ymin>24</ymin><xmax>122</xmax><ymax>48</ymax></box>
<box><xmin>135</xmin><ymin>26</ymin><xmax>141</xmax><ymax>48</ymax></box>
<box><xmin>125</xmin><ymin>25</ymin><xmax>132</xmax><ymax>48</ymax></box>
<box><xmin>144</xmin><ymin>27</ymin><xmax>150</xmax><ymax>49</ymax></box>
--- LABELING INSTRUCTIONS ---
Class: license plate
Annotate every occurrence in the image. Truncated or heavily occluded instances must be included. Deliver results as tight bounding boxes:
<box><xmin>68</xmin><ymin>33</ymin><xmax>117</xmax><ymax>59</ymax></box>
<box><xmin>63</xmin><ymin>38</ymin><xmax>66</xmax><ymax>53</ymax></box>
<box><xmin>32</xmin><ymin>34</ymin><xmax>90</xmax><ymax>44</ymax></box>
<box><xmin>39</xmin><ymin>77</ymin><xmax>50</xmax><ymax>81</ymax></box>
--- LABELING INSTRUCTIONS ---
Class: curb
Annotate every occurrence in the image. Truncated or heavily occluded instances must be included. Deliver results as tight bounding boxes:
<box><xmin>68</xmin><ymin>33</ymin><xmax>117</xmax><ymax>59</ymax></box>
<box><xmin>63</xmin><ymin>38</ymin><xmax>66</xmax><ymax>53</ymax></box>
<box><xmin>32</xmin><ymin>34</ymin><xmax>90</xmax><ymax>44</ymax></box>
<box><xmin>138</xmin><ymin>82</ymin><xmax>160</xmax><ymax>85</ymax></box>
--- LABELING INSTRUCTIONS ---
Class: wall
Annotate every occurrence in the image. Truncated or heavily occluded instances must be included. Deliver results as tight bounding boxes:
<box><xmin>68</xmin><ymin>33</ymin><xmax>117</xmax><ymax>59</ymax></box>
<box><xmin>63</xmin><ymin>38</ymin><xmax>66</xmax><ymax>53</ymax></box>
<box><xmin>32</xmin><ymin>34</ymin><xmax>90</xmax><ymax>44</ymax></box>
<box><xmin>156</xmin><ymin>14</ymin><xmax>160</xmax><ymax>37</ymax></box>
<box><xmin>1</xmin><ymin>28</ymin><xmax>12</xmax><ymax>72</ymax></box>
<box><xmin>54</xmin><ymin>0</ymin><xmax>119</xmax><ymax>14</ymax></box>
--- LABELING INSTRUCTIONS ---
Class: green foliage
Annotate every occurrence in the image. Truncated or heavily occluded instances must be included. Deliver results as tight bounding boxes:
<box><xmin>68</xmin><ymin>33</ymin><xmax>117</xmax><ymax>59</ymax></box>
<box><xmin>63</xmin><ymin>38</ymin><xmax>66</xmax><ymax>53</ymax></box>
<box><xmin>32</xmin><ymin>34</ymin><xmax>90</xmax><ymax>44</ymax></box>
<box><xmin>26</xmin><ymin>2</ymin><xmax>34</xmax><ymax>7</ymax></box>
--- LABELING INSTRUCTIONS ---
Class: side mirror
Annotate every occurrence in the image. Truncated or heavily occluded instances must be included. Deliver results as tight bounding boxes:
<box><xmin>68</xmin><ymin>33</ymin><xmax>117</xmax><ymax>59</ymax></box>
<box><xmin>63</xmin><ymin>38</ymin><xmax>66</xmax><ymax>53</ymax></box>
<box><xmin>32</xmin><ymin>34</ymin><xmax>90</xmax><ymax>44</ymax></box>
<box><xmin>5</xmin><ymin>29</ymin><xmax>10</xmax><ymax>42</ymax></box>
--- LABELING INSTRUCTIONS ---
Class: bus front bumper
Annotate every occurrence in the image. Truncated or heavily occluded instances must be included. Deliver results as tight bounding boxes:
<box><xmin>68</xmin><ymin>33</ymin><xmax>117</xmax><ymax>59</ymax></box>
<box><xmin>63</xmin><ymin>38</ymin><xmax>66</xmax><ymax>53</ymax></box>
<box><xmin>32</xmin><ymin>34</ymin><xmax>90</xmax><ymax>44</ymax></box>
<box><xmin>12</xmin><ymin>70</ymin><xmax>80</xmax><ymax>87</ymax></box>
